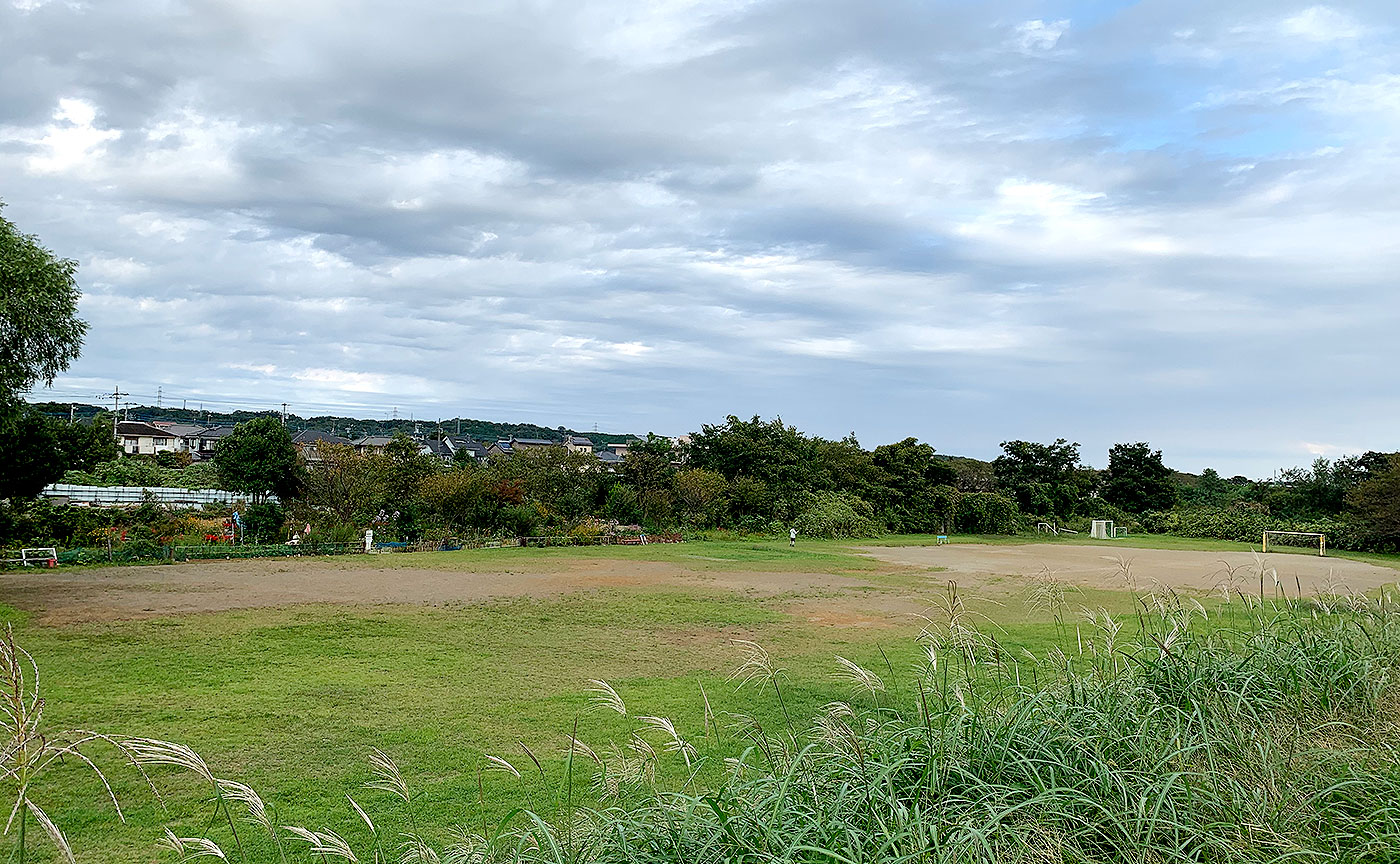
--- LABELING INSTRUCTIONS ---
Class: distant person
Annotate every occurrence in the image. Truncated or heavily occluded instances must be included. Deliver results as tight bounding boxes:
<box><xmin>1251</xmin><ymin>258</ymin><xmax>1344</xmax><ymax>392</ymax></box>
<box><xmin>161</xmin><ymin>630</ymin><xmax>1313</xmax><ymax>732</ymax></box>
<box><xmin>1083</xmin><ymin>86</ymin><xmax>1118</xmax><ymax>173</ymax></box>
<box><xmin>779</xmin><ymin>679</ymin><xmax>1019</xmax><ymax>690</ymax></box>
<box><xmin>790</xmin><ymin>526</ymin><xmax>797</xmax><ymax>548</ymax></box>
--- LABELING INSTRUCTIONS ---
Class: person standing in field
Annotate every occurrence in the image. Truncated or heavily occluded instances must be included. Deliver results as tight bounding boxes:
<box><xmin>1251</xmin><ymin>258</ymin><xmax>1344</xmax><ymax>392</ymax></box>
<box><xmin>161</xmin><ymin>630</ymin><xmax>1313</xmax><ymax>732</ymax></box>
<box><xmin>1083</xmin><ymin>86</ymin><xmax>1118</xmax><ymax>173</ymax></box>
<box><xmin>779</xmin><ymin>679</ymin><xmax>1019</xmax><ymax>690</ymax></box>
<box><xmin>789</xmin><ymin>526</ymin><xmax>797</xmax><ymax>548</ymax></box>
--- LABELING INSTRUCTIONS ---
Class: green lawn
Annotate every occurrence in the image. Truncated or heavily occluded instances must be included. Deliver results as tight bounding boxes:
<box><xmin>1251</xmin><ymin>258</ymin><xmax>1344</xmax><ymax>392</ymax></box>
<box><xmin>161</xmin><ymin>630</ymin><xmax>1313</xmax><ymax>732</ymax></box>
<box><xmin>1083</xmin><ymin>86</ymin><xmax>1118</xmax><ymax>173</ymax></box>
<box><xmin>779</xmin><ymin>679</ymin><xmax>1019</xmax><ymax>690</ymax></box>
<box><xmin>20</xmin><ymin>535</ymin><xmax>1400</xmax><ymax>863</ymax></box>
<box><xmin>13</xmin><ymin>542</ymin><xmax>955</xmax><ymax>863</ymax></box>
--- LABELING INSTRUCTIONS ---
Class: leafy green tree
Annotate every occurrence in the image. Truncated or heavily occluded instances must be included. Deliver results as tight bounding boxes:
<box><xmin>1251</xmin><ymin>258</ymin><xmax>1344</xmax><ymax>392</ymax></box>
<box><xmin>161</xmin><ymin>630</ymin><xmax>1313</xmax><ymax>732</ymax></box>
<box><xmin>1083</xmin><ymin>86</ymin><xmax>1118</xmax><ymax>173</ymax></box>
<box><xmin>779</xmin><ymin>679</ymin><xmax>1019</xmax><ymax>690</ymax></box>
<box><xmin>623</xmin><ymin>433</ymin><xmax>678</xmax><ymax>496</ymax></box>
<box><xmin>1099</xmin><ymin>442</ymin><xmax>1177</xmax><ymax>513</ymax></box>
<box><xmin>300</xmin><ymin>443</ymin><xmax>380</xmax><ymax>526</ymax></box>
<box><xmin>1347</xmin><ymin>454</ymin><xmax>1400</xmax><ymax>551</ymax></box>
<box><xmin>50</xmin><ymin>413</ymin><xmax>119</xmax><ymax>472</ymax></box>
<box><xmin>1</xmin><ymin>202</ymin><xmax>87</xmax><ymax>396</ymax></box>
<box><xmin>213</xmin><ymin>417</ymin><xmax>302</xmax><ymax>501</ymax></box>
<box><xmin>992</xmin><ymin>439</ymin><xmax>1086</xmax><ymax>518</ymax></box>
<box><xmin>603</xmin><ymin>483</ymin><xmax>643</xmax><ymax>525</ymax></box>
<box><xmin>0</xmin><ymin>405</ymin><xmax>65</xmax><ymax>499</ymax></box>
<box><xmin>870</xmin><ymin>437</ymin><xmax>958</xmax><ymax>532</ymax></box>
<box><xmin>1189</xmin><ymin>468</ymin><xmax>1234</xmax><ymax>507</ymax></box>
<box><xmin>672</xmin><ymin>467</ymin><xmax>729</xmax><ymax>527</ymax></box>
<box><xmin>686</xmin><ymin>416</ymin><xmax>812</xmax><ymax>504</ymax></box>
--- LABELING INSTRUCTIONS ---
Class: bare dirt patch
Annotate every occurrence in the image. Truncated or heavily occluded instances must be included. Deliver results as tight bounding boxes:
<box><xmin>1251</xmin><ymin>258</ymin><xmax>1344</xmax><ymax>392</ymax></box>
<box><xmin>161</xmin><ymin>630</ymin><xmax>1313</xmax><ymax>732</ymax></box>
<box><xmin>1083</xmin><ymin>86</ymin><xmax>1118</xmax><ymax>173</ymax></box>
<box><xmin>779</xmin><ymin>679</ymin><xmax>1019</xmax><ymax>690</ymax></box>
<box><xmin>858</xmin><ymin>543</ymin><xmax>1399</xmax><ymax>596</ymax></box>
<box><xmin>0</xmin><ymin>555</ymin><xmax>867</xmax><ymax>624</ymax></box>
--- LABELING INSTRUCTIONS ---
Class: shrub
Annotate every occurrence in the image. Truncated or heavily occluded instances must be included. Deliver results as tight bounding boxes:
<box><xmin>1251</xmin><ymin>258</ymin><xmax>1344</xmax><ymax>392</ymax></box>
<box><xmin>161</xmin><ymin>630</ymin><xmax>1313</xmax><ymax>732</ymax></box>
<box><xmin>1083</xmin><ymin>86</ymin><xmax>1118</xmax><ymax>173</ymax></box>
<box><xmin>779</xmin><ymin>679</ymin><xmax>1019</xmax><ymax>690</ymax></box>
<box><xmin>792</xmin><ymin>491</ymin><xmax>883</xmax><ymax>538</ymax></box>
<box><xmin>954</xmin><ymin>491</ymin><xmax>1021</xmax><ymax>534</ymax></box>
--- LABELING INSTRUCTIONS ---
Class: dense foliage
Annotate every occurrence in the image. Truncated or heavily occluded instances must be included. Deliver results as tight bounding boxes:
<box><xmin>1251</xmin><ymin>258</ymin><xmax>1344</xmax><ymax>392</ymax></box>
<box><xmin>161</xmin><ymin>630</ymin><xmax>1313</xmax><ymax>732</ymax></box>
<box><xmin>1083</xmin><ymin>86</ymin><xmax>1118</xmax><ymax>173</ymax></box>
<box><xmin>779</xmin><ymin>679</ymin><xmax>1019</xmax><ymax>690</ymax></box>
<box><xmin>0</xmin><ymin>201</ymin><xmax>87</xmax><ymax>395</ymax></box>
<box><xmin>5</xmin><ymin>398</ymin><xmax>1398</xmax><ymax>553</ymax></box>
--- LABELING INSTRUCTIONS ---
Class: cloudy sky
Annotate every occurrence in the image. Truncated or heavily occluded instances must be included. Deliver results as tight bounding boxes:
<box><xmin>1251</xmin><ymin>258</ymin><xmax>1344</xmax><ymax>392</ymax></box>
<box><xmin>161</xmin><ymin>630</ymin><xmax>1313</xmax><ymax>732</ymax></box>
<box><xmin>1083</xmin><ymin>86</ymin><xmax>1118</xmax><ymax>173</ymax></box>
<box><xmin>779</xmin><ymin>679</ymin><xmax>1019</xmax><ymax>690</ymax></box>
<box><xmin>3</xmin><ymin>1</ymin><xmax>1397</xmax><ymax>475</ymax></box>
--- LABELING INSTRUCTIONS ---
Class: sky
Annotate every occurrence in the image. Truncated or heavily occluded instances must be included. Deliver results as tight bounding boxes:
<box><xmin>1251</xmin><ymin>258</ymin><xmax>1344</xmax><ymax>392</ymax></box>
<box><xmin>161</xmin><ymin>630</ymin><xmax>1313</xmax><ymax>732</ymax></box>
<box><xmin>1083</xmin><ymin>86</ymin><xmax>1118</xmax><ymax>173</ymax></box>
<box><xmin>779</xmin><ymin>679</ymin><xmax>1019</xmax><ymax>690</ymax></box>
<box><xmin>2</xmin><ymin>0</ymin><xmax>1397</xmax><ymax>476</ymax></box>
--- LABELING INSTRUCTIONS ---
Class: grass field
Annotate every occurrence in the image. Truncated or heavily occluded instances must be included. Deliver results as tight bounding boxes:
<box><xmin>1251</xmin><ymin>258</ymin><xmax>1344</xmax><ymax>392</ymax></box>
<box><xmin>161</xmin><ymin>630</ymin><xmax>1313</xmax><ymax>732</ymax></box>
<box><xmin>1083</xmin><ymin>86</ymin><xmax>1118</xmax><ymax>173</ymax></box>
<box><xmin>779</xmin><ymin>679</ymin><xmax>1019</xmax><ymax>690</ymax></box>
<box><xmin>16</xmin><ymin>535</ymin><xmax>1400</xmax><ymax>863</ymax></box>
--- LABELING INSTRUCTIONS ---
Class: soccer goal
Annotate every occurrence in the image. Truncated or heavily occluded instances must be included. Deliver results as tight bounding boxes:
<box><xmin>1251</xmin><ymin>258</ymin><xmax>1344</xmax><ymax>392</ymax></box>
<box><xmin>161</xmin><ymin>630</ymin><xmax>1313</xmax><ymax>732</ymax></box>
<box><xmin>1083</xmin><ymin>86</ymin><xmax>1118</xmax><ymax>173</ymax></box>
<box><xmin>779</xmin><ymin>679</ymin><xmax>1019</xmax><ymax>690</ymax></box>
<box><xmin>1262</xmin><ymin>531</ymin><xmax>1326</xmax><ymax>556</ymax></box>
<box><xmin>1090</xmin><ymin>520</ymin><xmax>1114</xmax><ymax>539</ymax></box>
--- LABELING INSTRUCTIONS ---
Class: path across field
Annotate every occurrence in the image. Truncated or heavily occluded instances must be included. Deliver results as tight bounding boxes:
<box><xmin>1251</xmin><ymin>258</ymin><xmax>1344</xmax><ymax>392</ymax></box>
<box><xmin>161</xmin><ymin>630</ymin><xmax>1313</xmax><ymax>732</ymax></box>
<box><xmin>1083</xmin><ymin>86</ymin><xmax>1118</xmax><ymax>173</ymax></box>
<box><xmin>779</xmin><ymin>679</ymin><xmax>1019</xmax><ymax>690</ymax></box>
<box><xmin>860</xmin><ymin>542</ymin><xmax>1399</xmax><ymax>596</ymax></box>
<box><xmin>5</xmin><ymin>541</ymin><xmax>1397</xmax><ymax>625</ymax></box>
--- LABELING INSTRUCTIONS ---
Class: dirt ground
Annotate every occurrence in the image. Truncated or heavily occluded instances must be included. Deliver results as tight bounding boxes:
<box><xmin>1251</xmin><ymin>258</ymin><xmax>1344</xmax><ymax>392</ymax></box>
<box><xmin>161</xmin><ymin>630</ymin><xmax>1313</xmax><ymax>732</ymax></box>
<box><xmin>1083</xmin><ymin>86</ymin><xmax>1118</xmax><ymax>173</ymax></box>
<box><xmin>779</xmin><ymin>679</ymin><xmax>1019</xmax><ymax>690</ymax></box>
<box><xmin>860</xmin><ymin>543</ymin><xmax>1400</xmax><ymax>597</ymax></box>
<box><xmin>0</xmin><ymin>555</ymin><xmax>865</xmax><ymax>624</ymax></box>
<box><xmin>6</xmin><ymin>543</ymin><xmax>1397</xmax><ymax>625</ymax></box>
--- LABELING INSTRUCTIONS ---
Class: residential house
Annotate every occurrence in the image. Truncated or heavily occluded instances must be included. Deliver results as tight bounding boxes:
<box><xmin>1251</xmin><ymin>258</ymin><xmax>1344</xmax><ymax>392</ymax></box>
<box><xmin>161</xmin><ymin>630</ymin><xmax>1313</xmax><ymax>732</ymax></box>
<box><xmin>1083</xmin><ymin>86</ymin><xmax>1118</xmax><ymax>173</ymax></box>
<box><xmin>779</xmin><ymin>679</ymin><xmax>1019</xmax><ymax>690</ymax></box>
<box><xmin>509</xmin><ymin>437</ymin><xmax>559</xmax><ymax>453</ymax></box>
<box><xmin>184</xmin><ymin>425</ymin><xmax>235</xmax><ymax>458</ymax></box>
<box><xmin>485</xmin><ymin>440</ymin><xmax>514</xmax><ymax>461</ymax></box>
<box><xmin>564</xmin><ymin>435</ymin><xmax>594</xmax><ymax>455</ymax></box>
<box><xmin>596</xmin><ymin>449</ymin><xmax>624</xmax><ymax>472</ymax></box>
<box><xmin>419</xmin><ymin>438</ymin><xmax>453</xmax><ymax>463</ymax></box>
<box><xmin>353</xmin><ymin>436</ymin><xmax>394</xmax><ymax>455</ymax></box>
<box><xmin>444</xmin><ymin>435</ymin><xmax>489</xmax><ymax>464</ymax></box>
<box><xmin>291</xmin><ymin>429</ymin><xmax>352</xmax><ymax>462</ymax></box>
<box><xmin>116</xmin><ymin>421</ymin><xmax>182</xmax><ymax>455</ymax></box>
<box><xmin>154</xmin><ymin>422</ymin><xmax>207</xmax><ymax>450</ymax></box>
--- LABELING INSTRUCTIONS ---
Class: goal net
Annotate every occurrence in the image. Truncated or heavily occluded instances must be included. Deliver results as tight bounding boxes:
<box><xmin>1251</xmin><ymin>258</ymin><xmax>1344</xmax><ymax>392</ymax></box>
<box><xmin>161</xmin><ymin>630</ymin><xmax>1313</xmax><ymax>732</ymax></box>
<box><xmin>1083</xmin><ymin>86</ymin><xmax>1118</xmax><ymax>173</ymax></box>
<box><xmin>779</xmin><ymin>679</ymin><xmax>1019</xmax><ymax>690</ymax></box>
<box><xmin>1261</xmin><ymin>531</ymin><xmax>1326</xmax><ymax>556</ymax></box>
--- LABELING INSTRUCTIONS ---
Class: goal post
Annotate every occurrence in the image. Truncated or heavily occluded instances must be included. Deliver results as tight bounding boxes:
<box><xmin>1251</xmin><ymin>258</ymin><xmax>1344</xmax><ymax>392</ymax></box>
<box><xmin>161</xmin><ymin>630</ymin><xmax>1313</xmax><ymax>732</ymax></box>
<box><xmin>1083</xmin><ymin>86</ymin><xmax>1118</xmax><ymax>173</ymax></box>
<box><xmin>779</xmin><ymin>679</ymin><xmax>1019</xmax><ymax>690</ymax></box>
<box><xmin>1261</xmin><ymin>531</ymin><xmax>1326</xmax><ymax>556</ymax></box>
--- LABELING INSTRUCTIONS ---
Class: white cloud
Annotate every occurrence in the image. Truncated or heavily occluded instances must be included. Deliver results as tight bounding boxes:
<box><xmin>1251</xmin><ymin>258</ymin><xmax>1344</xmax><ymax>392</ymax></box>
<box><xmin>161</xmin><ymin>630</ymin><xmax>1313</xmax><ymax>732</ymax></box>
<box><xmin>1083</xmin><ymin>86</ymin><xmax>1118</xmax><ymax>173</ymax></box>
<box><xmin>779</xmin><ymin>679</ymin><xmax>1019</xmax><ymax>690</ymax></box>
<box><xmin>1012</xmin><ymin>19</ymin><xmax>1069</xmax><ymax>54</ymax></box>
<box><xmin>20</xmin><ymin>98</ymin><xmax>121</xmax><ymax>174</ymax></box>
<box><xmin>1279</xmin><ymin>6</ymin><xmax>1365</xmax><ymax>42</ymax></box>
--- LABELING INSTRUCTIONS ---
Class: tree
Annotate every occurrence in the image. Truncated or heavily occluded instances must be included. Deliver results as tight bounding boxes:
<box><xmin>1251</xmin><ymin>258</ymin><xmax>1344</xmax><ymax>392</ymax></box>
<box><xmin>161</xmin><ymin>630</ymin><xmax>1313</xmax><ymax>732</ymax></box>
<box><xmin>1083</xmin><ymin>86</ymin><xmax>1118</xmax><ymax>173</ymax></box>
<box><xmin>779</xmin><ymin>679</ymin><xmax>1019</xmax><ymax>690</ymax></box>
<box><xmin>992</xmin><ymin>439</ymin><xmax>1086</xmax><ymax>518</ymax></box>
<box><xmin>50</xmin><ymin>413</ymin><xmax>119</xmax><ymax>472</ymax></box>
<box><xmin>870</xmin><ymin>437</ymin><xmax>958</xmax><ymax>532</ymax></box>
<box><xmin>1099</xmin><ymin>442</ymin><xmax>1177</xmax><ymax>513</ymax></box>
<box><xmin>1188</xmin><ymin>468</ymin><xmax>1232</xmax><ymax>507</ymax></box>
<box><xmin>672</xmin><ymin>468</ymin><xmax>728</xmax><ymax>527</ymax></box>
<box><xmin>623</xmin><ymin>433</ymin><xmax>678</xmax><ymax>496</ymax></box>
<box><xmin>1347</xmin><ymin>454</ymin><xmax>1400</xmax><ymax>551</ymax></box>
<box><xmin>300</xmin><ymin>443</ymin><xmax>380</xmax><ymax>526</ymax></box>
<box><xmin>213</xmin><ymin>418</ymin><xmax>302</xmax><ymax>501</ymax></box>
<box><xmin>0</xmin><ymin>405</ymin><xmax>65</xmax><ymax>499</ymax></box>
<box><xmin>1</xmin><ymin>202</ymin><xmax>87</xmax><ymax>396</ymax></box>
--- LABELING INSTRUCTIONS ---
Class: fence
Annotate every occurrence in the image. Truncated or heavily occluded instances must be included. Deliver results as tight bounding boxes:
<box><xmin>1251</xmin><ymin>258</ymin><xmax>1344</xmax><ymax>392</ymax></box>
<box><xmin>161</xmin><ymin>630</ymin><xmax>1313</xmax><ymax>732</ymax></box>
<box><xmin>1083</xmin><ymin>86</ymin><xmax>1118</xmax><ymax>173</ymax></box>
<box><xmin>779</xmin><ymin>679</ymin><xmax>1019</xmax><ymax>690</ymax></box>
<box><xmin>42</xmin><ymin>484</ymin><xmax>274</xmax><ymax>508</ymax></box>
<box><xmin>4</xmin><ymin>533</ymin><xmax>683</xmax><ymax>568</ymax></box>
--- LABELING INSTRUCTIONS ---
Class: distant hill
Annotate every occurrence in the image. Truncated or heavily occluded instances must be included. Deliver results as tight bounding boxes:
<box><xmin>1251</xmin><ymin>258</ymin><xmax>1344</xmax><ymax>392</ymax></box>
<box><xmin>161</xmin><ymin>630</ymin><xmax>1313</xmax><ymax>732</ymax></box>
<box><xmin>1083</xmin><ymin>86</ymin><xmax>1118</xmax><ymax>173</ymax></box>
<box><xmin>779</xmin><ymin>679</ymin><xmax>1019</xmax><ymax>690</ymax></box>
<box><xmin>25</xmin><ymin>401</ymin><xmax>636</xmax><ymax>445</ymax></box>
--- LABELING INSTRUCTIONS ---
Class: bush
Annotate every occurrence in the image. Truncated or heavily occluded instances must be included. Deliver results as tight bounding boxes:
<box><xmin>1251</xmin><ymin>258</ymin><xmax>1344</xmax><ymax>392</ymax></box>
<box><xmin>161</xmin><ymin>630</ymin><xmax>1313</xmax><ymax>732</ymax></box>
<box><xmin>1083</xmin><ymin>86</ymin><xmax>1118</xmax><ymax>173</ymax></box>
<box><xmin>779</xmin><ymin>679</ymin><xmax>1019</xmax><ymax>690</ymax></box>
<box><xmin>792</xmin><ymin>491</ymin><xmax>883</xmax><ymax>538</ymax></box>
<box><xmin>954</xmin><ymin>491</ymin><xmax>1021</xmax><ymax>534</ymax></box>
<box><xmin>1141</xmin><ymin>503</ymin><xmax>1364</xmax><ymax>550</ymax></box>
<box><xmin>239</xmin><ymin>502</ymin><xmax>286</xmax><ymax>543</ymax></box>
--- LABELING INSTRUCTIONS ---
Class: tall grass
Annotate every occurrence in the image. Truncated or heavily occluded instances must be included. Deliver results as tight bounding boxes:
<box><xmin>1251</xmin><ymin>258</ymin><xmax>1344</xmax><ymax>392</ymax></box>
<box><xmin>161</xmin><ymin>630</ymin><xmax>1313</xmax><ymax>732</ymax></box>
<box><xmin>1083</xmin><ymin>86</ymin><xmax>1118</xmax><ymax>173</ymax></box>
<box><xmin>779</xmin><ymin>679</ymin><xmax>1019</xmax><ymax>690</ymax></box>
<box><xmin>16</xmin><ymin>577</ymin><xmax>1400</xmax><ymax>863</ymax></box>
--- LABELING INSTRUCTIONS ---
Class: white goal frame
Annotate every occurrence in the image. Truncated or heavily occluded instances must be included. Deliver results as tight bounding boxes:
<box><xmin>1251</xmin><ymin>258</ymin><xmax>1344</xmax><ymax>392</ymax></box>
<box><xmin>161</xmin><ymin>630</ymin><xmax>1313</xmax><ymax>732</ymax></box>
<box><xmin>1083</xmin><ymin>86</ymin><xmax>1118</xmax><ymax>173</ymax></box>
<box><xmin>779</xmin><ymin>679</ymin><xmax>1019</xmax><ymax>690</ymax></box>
<box><xmin>1262</xmin><ymin>531</ymin><xmax>1325</xmax><ymax>556</ymax></box>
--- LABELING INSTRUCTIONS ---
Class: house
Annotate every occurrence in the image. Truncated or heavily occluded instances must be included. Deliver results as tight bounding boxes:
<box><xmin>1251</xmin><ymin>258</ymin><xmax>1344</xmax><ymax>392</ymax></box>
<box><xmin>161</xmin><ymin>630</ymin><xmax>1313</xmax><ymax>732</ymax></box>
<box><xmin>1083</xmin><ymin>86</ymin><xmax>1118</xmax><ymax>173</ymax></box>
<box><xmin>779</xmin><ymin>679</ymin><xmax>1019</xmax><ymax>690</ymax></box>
<box><xmin>291</xmin><ymin>429</ymin><xmax>352</xmax><ymax>462</ymax></box>
<box><xmin>509</xmin><ymin>437</ymin><xmax>559</xmax><ymax>453</ymax></box>
<box><xmin>670</xmin><ymin>434</ymin><xmax>692</xmax><ymax>467</ymax></box>
<box><xmin>154</xmin><ymin>422</ymin><xmax>207</xmax><ymax>450</ymax></box>
<box><xmin>184</xmin><ymin>425</ymin><xmax>235</xmax><ymax>458</ymax></box>
<box><xmin>418</xmin><ymin>438</ymin><xmax>453</xmax><ymax>463</ymax></box>
<box><xmin>486</xmin><ymin>440</ymin><xmax>514</xmax><ymax>461</ymax></box>
<box><xmin>444</xmin><ymin>435</ymin><xmax>489</xmax><ymax>464</ymax></box>
<box><xmin>606</xmin><ymin>441</ymin><xmax>631</xmax><ymax>458</ymax></box>
<box><xmin>115</xmin><ymin>421</ymin><xmax>182</xmax><ymax>455</ymax></box>
<box><xmin>352</xmin><ymin>436</ymin><xmax>394</xmax><ymax>455</ymax></box>
<box><xmin>564</xmin><ymin>435</ymin><xmax>594</xmax><ymax>455</ymax></box>
<box><xmin>596</xmin><ymin>449</ymin><xmax>624</xmax><ymax>472</ymax></box>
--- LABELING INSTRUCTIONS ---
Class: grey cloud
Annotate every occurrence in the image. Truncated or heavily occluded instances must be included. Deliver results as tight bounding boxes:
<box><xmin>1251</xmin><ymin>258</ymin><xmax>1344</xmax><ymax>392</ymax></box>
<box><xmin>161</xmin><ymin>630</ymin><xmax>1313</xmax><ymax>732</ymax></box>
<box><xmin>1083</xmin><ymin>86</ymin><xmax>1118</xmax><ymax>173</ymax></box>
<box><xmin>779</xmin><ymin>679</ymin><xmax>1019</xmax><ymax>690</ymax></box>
<box><xmin>3</xmin><ymin>0</ymin><xmax>1400</xmax><ymax>475</ymax></box>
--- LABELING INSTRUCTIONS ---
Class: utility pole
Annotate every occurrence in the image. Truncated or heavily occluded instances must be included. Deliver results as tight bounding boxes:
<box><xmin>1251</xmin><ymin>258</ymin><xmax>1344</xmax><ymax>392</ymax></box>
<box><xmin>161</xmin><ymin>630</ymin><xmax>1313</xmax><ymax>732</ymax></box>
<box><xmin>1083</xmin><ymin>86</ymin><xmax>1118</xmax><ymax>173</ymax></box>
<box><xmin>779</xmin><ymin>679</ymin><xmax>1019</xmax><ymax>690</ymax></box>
<box><xmin>98</xmin><ymin>387</ymin><xmax>127</xmax><ymax>441</ymax></box>
<box><xmin>281</xmin><ymin>402</ymin><xmax>289</xmax><ymax>425</ymax></box>
<box><xmin>69</xmin><ymin>404</ymin><xmax>75</xmax><ymax>423</ymax></box>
